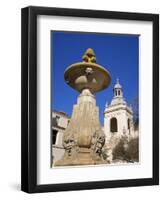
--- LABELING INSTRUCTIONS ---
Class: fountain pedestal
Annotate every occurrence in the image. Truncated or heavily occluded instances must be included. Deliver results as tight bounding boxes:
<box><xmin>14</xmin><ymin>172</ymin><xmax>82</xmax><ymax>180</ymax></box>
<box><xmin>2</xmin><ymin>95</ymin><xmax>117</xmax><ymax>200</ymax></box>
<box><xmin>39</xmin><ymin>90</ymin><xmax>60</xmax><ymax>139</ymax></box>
<box><xmin>55</xmin><ymin>48</ymin><xmax>111</xmax><ymax>166</ymax></box>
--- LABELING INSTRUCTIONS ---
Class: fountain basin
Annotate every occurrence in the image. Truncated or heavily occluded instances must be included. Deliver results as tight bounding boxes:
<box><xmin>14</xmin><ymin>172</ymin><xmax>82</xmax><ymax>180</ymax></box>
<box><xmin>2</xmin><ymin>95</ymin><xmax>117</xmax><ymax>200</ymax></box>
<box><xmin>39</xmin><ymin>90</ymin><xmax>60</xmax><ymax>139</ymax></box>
<box><xmin>64</xmin><ymin>62</ymin><xmax>111</xmax><ymax>93</ymax></box>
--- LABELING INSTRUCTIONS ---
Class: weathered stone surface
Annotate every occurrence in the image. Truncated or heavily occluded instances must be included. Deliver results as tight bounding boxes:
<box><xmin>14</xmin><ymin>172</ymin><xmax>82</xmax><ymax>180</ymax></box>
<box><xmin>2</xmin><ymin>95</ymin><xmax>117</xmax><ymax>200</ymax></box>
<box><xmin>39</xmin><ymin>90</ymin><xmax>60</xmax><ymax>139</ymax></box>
<box><xmin>55</xmin><ymin>49</ymin><xmax>110</xmax><ymax>166</ymax></box>
<box><xmin>64</xmin><ymin>48</ymin><xmax>111</xmax><ymax>94</ymax></box>
<box><xmin>55</xmin><ymin>89</ymin><xmax>107</xmax><ymax>166</ymax></box>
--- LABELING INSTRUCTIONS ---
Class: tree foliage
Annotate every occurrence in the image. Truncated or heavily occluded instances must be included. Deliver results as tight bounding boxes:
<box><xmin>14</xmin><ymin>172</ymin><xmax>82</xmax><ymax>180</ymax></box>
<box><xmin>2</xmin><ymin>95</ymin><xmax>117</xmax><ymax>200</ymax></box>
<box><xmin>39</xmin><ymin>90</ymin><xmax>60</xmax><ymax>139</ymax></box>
<box><xmin>130</xmin><ymin>96</ymin><xmax>139</xmax><ymax>130</ymax></box>
<box><xmin>112</xmin><ymin>137</ymin><xmax>139</xmax><ymax>162</ymax></box>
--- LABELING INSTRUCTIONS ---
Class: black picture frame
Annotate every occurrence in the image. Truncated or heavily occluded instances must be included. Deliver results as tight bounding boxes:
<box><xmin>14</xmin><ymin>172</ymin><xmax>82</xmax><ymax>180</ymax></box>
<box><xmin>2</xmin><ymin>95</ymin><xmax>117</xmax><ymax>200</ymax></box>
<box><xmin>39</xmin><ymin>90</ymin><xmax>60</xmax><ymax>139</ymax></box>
<box><xmin>21</xmin><ymin>6</ymin><xmax>159</xmax><ymax>193</ymax></box>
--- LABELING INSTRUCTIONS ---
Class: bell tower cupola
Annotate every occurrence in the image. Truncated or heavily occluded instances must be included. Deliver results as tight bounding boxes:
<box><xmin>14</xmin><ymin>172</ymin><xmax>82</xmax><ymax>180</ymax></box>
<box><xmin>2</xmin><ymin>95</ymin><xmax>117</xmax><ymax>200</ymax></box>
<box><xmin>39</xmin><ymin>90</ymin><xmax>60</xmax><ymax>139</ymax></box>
<box><xmin>113</xmin><ymin>78</ymin><xmax>123</xmax><ymax>98</ymax></box>
<box><xmin>110</xmin><ymin>79</ymin><xmax>126</xmax><ymax>106</ymax></box>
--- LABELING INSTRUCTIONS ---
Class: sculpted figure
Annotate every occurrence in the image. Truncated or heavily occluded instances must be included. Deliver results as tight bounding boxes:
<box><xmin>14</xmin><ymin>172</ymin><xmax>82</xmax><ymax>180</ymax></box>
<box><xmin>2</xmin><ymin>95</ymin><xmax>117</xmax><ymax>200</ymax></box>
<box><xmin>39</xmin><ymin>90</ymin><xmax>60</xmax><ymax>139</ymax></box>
<box><xmin>91</xmin><ymin>129</ymin><xmax>105</xmax><ymax>156</ymax></box>
<box><xmin>95</xmin><ymin>133</ymin><xmax>105</xmax><ymax>155</ymax></box>
<box><xmin>85</xmin><ymin>67</ymin><xmax>93</xmax><ymax>76</ymax></box>
<box><xmin>102</xmin><ymin>146</ymin><xmax>113</xmax><ymax>163</ymax></box>
<box><xmin>63</xmin><ymin>134</ymin><xmax>77</xmax><ymax>157</ymax></box>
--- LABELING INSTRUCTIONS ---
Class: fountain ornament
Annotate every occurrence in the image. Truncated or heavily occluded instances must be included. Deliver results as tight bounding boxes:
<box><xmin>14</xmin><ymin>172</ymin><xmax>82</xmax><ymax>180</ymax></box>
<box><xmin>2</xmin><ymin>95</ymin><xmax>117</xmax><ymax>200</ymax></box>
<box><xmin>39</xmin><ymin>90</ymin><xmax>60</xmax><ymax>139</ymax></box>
<box><xmin>55</xmin><ymin>48</ymin><xmax>111</xmax><ymax>166</ymax></box>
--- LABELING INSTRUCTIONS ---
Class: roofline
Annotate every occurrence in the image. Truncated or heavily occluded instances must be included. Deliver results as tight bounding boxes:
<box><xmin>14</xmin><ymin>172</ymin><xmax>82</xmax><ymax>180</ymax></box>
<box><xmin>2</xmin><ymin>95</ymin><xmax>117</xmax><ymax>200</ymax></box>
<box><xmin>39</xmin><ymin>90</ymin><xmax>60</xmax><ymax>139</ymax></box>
<box><xmin>52</xmin><ymin>110</ymin><xmax>70</xmax><ymax>118</ymax></box>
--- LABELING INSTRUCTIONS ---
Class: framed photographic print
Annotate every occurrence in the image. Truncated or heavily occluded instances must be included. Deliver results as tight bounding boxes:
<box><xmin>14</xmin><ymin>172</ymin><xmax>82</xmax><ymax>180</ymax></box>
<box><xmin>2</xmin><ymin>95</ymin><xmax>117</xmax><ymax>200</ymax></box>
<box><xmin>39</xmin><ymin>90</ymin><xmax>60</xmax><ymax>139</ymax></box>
<box><xmin>21</xmin><ymin>6</ymin><xmax>159</xmax><ymax>193</ymax></box>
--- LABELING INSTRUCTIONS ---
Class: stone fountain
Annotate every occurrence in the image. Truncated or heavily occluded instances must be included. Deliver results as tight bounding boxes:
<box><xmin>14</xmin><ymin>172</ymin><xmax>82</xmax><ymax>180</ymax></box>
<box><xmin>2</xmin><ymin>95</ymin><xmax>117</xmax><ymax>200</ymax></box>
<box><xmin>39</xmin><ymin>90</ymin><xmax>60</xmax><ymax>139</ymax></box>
<box><xmin>55</xmin><ymin>48</ymin><xmax>111</xmax><ymax>166</ymax></box>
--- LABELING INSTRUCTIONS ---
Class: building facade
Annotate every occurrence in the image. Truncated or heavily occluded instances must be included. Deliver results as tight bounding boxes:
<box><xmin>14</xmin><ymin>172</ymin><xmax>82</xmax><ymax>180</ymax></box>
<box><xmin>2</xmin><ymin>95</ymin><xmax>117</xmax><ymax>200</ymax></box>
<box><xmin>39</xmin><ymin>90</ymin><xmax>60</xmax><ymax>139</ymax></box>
<box><xmin>104</xmin><ymin>79</ymin><xmax>135</xmax><ymax>144</ymax></box>
<box><xmin>52</xmin><ymin>111</ymin><xmax>70</xmax><ymax>166</ymax></box>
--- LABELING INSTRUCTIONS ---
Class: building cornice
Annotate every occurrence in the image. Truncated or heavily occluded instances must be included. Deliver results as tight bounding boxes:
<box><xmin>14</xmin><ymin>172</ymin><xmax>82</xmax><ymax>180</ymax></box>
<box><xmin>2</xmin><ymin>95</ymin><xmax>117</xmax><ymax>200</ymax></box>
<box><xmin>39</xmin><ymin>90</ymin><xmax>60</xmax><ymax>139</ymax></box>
<box><xmin>104</xmin><ymin>104</ymin><xmax>133</xmax><ymax>115</ymax></box>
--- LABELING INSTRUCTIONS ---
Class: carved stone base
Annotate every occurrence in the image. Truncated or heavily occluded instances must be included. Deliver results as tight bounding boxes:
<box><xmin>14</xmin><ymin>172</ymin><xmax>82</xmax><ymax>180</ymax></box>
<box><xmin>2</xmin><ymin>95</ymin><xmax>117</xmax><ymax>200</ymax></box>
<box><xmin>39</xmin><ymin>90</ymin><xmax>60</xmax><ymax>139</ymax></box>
<box><xmin>55</xmin><ymin>148</ymin><xmax>107</xmax><ymax>166</ymax></box>
<box><xmin>54</xmin><ymin>89</ymin><xmax>106</xmax><ymax>166</ymax></box>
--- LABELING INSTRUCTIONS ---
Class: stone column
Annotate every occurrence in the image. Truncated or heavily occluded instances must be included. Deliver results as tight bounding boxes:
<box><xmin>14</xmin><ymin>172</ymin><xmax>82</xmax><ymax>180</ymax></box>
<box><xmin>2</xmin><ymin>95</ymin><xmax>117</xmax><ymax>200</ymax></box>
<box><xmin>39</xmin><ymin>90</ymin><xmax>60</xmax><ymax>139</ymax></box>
<box><xmin>55</xmin><ymin>89</ymin><xmax>106</xmax><ymax>166</ymax></box>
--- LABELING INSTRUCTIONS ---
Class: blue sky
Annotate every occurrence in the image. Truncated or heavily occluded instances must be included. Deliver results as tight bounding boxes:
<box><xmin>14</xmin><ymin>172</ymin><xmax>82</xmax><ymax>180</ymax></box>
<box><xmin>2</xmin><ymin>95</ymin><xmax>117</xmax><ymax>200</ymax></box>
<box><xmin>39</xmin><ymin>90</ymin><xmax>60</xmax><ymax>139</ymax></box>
<box><xmin>51</xmin><ymin>31</ymin><xmax>139</xmax><ymax>124</ymax></box>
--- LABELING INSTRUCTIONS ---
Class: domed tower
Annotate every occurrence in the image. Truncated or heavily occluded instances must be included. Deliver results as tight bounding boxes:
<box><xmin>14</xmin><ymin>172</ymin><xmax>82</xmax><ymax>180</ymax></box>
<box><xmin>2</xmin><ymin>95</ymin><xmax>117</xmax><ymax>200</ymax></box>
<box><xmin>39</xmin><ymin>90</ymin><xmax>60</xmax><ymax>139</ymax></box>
<box><xmin>111</xmin><ymin>78</ymin><xmax>125</xmax><ymax>105</ymax></box>
<box><xmin>104</xmin><ymin>79</ymin><xmax>134</xmax><ymax>142</ymax></box>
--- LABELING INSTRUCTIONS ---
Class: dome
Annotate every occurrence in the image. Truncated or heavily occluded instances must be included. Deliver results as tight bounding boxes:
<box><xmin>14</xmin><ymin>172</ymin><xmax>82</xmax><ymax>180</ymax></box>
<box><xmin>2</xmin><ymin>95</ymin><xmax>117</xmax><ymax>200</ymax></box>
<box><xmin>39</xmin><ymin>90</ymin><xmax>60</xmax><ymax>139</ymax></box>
<box><xmin>114</xmin><ymin>78</ymin><xmax>122</xmax><ymax>89</ymax></box>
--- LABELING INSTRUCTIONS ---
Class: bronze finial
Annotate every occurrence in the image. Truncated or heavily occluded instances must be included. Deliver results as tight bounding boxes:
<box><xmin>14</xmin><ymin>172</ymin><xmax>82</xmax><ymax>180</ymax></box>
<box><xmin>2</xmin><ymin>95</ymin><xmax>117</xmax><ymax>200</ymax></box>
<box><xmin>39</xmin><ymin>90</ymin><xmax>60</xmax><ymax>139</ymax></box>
<box><xmin>82</xmin><ymin>48</ymin><xmax>96</xmax><ymax>63</ymax></box>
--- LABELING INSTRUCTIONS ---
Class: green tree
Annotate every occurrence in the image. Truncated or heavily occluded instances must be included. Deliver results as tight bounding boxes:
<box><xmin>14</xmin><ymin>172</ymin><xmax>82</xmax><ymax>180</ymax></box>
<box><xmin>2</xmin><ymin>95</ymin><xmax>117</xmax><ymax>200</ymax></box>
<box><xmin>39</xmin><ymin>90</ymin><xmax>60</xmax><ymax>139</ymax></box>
<box><xmin>112</xmin><ymin>137</ymin><xmax>139</xmax><ymax>162</ymax></box>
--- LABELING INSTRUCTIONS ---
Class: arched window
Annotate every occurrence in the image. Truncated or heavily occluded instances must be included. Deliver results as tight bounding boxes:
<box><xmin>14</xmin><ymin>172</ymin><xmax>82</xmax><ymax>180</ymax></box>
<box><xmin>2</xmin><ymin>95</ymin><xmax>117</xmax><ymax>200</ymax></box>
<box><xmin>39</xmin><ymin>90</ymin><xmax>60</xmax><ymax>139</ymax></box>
<box><xmin>118</xmin><ymin>90</ymin><xmax>120</xmax><ymax>95</ymax></box>
<box><xmin>128</xmin><ymin>119</ymin><xmax>130</xmax><ymax>134</ymax></box>
<box><xmin>110</xmin><ymin>117</ymin><xmax>118</xmax><ymax>132</ymax></box>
